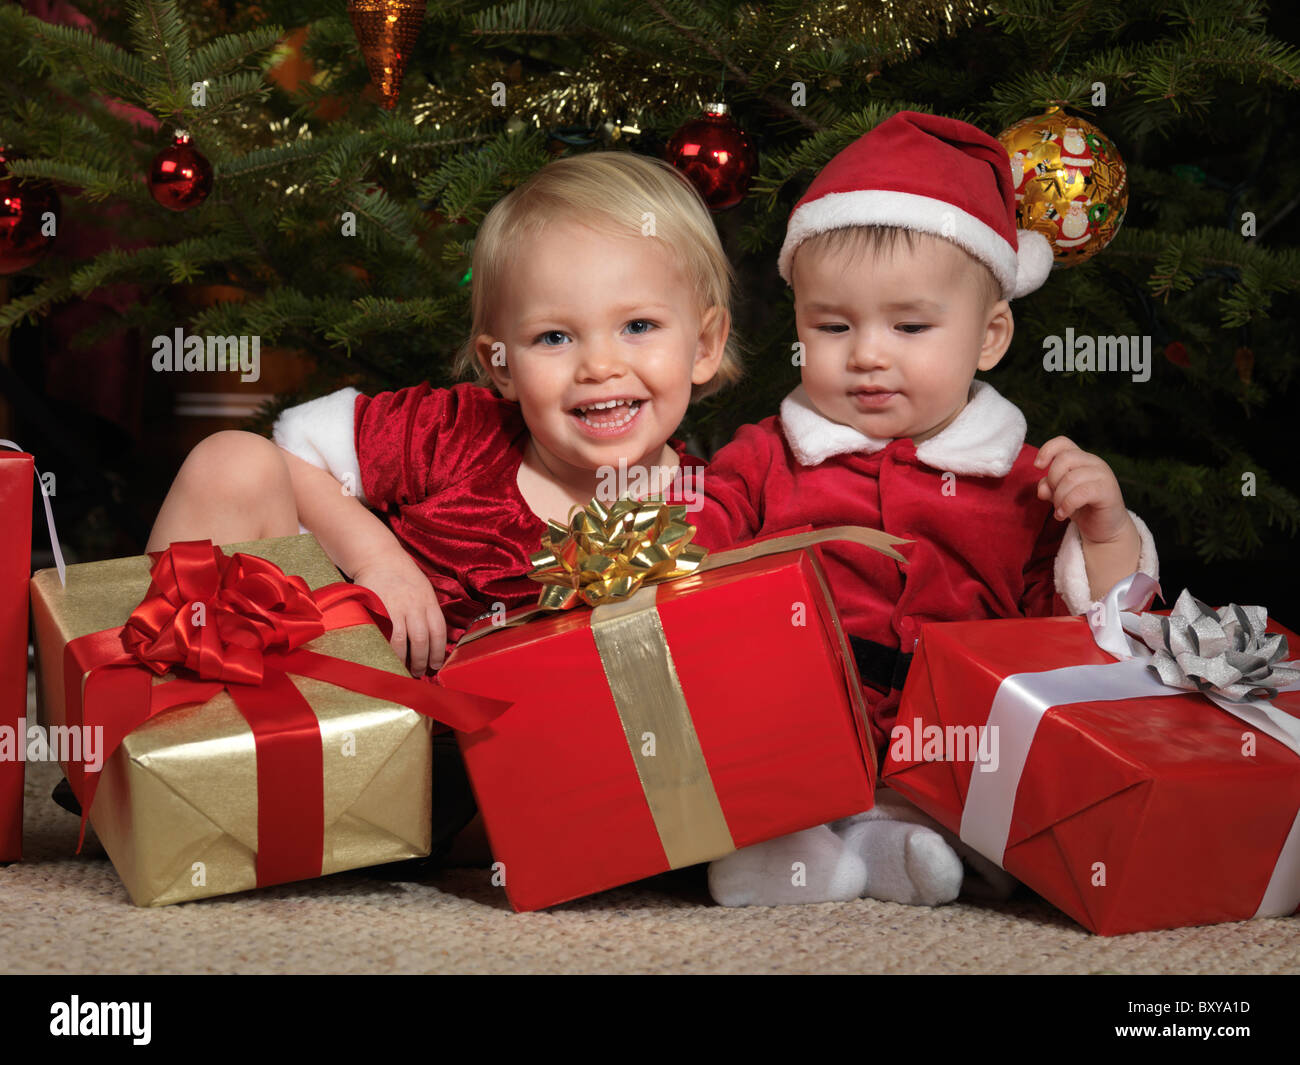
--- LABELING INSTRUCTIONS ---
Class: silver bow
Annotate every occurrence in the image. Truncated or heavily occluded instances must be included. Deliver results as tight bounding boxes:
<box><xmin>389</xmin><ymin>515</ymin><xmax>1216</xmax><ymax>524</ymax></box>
<box><xmin>1132</xmin><ymin>589</ymin><xmax>1300</xmax><ymax>702</ymax></box>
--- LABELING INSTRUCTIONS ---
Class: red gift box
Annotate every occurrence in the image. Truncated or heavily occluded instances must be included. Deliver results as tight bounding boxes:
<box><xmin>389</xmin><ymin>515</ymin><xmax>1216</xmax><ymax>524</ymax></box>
<box><xmin>438</xmin><ymin>533</ymin><xmax>888</xmax><ymax>912</ymax></box>
<box><xmin>882</xmin><ymin>608</ymin><xmax>1300</xmax><ymax>935</ymax></box>
<box><xmin>0</xmin><ymin>450</ymin><xmax>33</xmax><ymax>861</ymax></box>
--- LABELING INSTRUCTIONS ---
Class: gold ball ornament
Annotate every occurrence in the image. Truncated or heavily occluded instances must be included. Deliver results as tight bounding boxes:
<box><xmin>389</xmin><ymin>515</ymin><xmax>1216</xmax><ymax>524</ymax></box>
<box><xmin>998</xmin><ymin>106</ymin><xmax>1127</xmax><ymax>267</ymax></box>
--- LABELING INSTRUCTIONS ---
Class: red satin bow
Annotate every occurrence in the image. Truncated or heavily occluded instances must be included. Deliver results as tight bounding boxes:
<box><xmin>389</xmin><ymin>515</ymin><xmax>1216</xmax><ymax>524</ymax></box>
<box><xmin>63</xmin><ymin>539</ymin><xmax>509</xmax><ymax>890</ymax></box>
<box><xmin>121</xmin><ymin>542</ymin><xmax>327</xmax><ymax>683</ymax></box>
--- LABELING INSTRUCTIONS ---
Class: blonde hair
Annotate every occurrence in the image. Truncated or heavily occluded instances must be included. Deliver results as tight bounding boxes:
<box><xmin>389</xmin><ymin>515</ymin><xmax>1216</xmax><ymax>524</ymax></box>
<box><xmin>795</xmin><ymin>225</ymin><xmax>1003</xmax><ymax>310</ymax></box>
<box><xmin>452</xmin><ymin>151</ymin><xmax>743</xmax><ymax>400</ymax></box>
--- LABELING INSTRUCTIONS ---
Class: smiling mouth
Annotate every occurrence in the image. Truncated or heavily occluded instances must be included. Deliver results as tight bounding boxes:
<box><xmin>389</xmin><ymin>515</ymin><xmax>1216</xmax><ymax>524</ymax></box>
<box><xmin>571</xmin><ymin>398</ymin><xmax>644</xmax><ymax>429</ymax></box>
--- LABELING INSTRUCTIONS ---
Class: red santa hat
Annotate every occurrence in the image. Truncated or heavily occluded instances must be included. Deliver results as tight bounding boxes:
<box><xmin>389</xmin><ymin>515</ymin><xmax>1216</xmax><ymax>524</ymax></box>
<box><xmin>778</xmin><ymin>110</ymin><xmax>1054</xmax><ymax>300</ymax></box>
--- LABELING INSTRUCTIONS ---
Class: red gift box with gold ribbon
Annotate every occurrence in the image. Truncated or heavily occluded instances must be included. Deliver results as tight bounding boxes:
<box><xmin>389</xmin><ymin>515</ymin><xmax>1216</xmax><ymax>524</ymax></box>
<box><xmin>30</xmin><ymin>533</ymin><xmax>507</xmax><ymax>905</ymax></box>
<box><xmin>882</xmin><ymin>575</ymin><xmax>1300</xmax><ymax>934</ymax></box>
<box><xmin>438</xmin><ymin>501</ymin><xmax>906</xmax><ymax>912</ymax></box>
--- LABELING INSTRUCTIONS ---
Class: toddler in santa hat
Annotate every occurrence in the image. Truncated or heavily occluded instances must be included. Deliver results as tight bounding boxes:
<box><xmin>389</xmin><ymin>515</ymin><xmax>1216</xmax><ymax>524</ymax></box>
<box><xmin>690</xmin><ymin>110</ymin><xmax>1161</xmax><ymax>908</ymax></box>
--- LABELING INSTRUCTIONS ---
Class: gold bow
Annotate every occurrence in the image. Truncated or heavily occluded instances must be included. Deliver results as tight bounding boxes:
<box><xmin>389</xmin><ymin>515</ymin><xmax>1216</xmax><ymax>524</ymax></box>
<box><xmin>529</xmin><ymin>497</ymin><xmax>707</xmax><ymax>610</ymax></box>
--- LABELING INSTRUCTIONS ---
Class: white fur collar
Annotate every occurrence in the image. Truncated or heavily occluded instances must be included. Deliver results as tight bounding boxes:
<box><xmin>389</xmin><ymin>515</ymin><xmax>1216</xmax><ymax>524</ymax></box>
<box><xmin>779</xmin><ymin>379</ymin><xmax>1027</xmax><ymax>476</ymax></box>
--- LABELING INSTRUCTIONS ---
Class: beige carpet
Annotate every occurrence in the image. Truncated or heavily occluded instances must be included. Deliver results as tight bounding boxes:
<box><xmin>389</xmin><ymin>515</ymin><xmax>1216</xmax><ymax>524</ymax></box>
<box><xmin>4</xmin><ymin>675</ymin><xmax>1299</xmax><ymax>974</ymax></box>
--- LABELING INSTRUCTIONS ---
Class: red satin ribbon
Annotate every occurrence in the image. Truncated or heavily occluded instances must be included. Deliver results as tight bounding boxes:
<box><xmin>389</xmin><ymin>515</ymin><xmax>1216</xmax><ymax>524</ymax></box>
<box><xmin>60</xmin><ymin>540</ymin><xmax>509</xmax><ymax>888</ymax></box>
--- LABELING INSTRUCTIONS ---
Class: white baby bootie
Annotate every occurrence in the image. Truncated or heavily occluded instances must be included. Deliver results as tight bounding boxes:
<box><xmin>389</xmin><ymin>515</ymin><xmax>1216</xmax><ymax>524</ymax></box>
<box><xmin>837</xmin><ymin>811</ymin><xmax>964</xmax><ymax>906</ymax></box>
<box><xmin>834</xmin><ymin>786</ymin><xmax>1018</xmax><ymax>905</ymax></box>
<box><xmin>707</xmin><ymin>824</ymin><xmax>868</xmax><ymax>907</ymax></box>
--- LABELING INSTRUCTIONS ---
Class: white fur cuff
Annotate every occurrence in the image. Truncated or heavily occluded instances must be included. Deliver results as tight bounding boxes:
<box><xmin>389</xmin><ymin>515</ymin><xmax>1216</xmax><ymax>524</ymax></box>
<box><xmin>271</xmin><ymin>387</ymin><xmax>366</xmax><ymax>506</ymax></box>
<box><xmin>1053</xmin><ymin>508</ymin><xmax>1159</xmax><ymax>616</ymax></box>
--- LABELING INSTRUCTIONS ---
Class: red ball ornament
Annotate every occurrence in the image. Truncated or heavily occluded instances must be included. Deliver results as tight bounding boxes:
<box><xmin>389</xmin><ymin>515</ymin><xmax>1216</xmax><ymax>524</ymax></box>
<box><xmin>1164</xmin><ymin>341</ymin><xmax>1190</xmax><ymax>368</ymax></box>
<box><xmin>0</xmin><ymin>147</ymin><xmax>59</xmax><ymax>274</ymax></box>
<box><xmin>147</xmin><ymin>132</ymin><xmax>213</xmax><ymax>212</ymax></box>
<box><xmin>665</xmin><ymin>103</ymin><xmax>757</xmax><ymax>211</ymax></box>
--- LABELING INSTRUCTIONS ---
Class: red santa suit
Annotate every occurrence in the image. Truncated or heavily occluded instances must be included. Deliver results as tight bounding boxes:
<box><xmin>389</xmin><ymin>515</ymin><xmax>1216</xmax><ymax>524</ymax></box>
<box><xmin>690</xmin><ymin>378</ymin><xmax>1161</xmax><ymax>760</ymax></box>
<box><xmin>272</xmin><ymin>382</ymin><xmax>706</xmax><ymax>651</ymax></box>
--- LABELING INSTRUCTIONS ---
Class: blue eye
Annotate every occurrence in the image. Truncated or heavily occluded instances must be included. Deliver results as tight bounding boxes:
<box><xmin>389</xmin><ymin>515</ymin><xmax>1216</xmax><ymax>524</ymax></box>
<box><xmin>536</xmin><ymin>330</ymin><xmax>569</xmax><ymax>346</ymax></box>
<box><xmin>624</xmin><ymin>319</ymin><xmax>656</xmax><ymax>335</ymax></box>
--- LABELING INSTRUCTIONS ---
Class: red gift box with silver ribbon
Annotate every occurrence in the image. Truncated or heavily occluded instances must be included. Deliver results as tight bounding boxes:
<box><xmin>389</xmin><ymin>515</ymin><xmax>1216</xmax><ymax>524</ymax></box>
<box><xmin>883</xmin><ymin>573</ymin><xmax>1300</xmax><ymax>935</ymax></box>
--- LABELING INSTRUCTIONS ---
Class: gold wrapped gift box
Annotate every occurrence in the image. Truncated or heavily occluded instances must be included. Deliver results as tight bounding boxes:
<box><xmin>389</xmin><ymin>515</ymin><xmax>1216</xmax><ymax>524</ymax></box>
<box><xmin>30</xmin><ymin>534</ymin><xmax>434</xmax><ymax>906</ymax></box>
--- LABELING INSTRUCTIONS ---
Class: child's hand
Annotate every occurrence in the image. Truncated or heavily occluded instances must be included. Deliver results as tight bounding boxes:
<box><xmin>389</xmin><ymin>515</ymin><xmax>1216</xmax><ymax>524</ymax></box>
<box><xmin>352</xmin><ymin>549</ymin><xmax>448</xmax><ymax>676</ymax></box>
<box><xmin>1033</xmin><ymin>436</ymin><xmax>1131</xmax><ymax>545</ymax></box>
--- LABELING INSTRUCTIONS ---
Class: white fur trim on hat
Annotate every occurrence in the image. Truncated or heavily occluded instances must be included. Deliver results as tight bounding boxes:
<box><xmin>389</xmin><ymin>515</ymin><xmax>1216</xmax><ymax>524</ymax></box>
<box><xmin>779</xmin><ymin>378</ymin><xmax>1026</xmax><ymax>476</ymax></box>
<box><xmin>271</xmin><ymin>386</ymin><xmax>366</xmax><ymax>507</ymax></box>
<box><xmin>780</xmin><ymin>190</ymin><xmax>1054</xmax><ymax>299</ymax></box>
<box><xmin>780</xmin><ymin>189</ymin><xmax>1016</xmax><ymax>292</ymax></box>
<box><xmin>1053</xmin><ymin>509</ymin><xmax>1160</xmax><ymax>616</ymax></box>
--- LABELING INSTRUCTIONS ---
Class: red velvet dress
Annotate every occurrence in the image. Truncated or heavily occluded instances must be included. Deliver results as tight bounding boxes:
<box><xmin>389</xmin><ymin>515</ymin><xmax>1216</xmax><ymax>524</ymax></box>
<box><xmin>353</xmin><ymin>382</ymin><xmax>705</xmax><ymax>651</ymax></box>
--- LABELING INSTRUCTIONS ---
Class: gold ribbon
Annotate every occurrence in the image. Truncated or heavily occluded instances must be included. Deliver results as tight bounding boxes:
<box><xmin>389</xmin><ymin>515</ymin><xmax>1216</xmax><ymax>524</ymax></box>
<box><xmin>589</xmin><ymin>586</ymin><xmax>735</xmax><ymax>868</ymax></box>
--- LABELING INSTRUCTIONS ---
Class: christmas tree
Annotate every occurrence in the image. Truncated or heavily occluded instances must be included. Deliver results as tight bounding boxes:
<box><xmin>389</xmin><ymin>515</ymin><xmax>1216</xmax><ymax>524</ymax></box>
<box><xmin>2</xmin><ymin>0</ymin><xmax>1298</xmax><ymax>619</ymax></box>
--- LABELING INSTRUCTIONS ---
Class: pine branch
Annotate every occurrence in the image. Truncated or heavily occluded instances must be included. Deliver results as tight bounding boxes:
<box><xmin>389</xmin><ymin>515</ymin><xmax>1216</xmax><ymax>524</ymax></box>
<box><xmin>128</xmin><ymin>0</ymin><xmax>194</xmax><ymax>99</ymax></box>
<box><xmin>338</xmin><ymin>186</ymin><xmax>422</xmax><ymax>252</ymax></box>
<box><xmin>322</xmin><ymin>295</ymin><xmax>461</xmax><ymax>351</ymax></box>
<box><xmin>61</xmin><ymin>288</ymin><xmax>174</xmax><ymax>351</ymax></box>
<box><xmin>416</xmin><ymin>127</ymin><xmax>550</xmax><ymax>224</ymax></box>
<box><xmin>1132</xmin><ymin>26</ymin><xmax>1300</xmax><ymax>118</ymax></box>
<box><xmin>15</xmin><ymin>8</ymin><xmax>154</xmax><ymax>102</ymax></box>
<box><xmin>0</xmin><ymin>101</ymin><xmax>136</xmax><ymax>176</ymax></box>
<box><xmin>637</xmin><ymin>0</ymin><xmax>822</xmax><ymax>131</ymax></box>
<box><xmin>637</xmin><ymin>0</ymin><xmax>732</xmax><ymax>44</ymax></box>
<box><xmin>1188</xmin><ymin>457</ymin><xmax>1300</xmax><ymax>561</ymax></box>
<box><xmin>1160</xmin><ymin>9</ymin><xmax>1300</xmax><ymax>92</ymax></box>
<box><xmin>213</xmin><ymin>137</ymin><xmax>342</xmax><ymax>180</ymax></box>
<box><xmin>65</xmin><ymin>236</ymin><xmax>251</xmax><ymax>293</ymax></box>
<box><xmin>470</xmin><ymin>0</ymin><xmax>584</xmax><ymax>39</ymax></box>
<box><xmin>191</xmin><ymin>26</ymin><xmax>286</xmax><ymax>81</ymax></box>
<box><xmin>719</xmin><ymin>0</ymin><xmax>809</xmax><ymax>85</ymax></box>
<box><xmin>1128</xmin><ymin>226</ymin><xmax>1300</xmax><ymax>325</ymax></box>
<box><xmin>195</xmin><ymin>71</ymin><xmax>276</xmax><ymax>116</ymax></box>
<box><xmin>187</xmin><ymin>286</ymin><xmax>331</xmax><ymax>343</ymax></box>
<box><xmin>0</xmin><ymin>277</ymin><xmax>74</xmax><ymax>336</ymax></box>
<box><xmin>989</xmin><ymin>0</ymin><xmax>1159</xmax><ymax>49</ymax></box>
<box><xmin>2</xmin><ymin>157</ymin><xmax>143</xmax><ymax>202</ymax></box>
